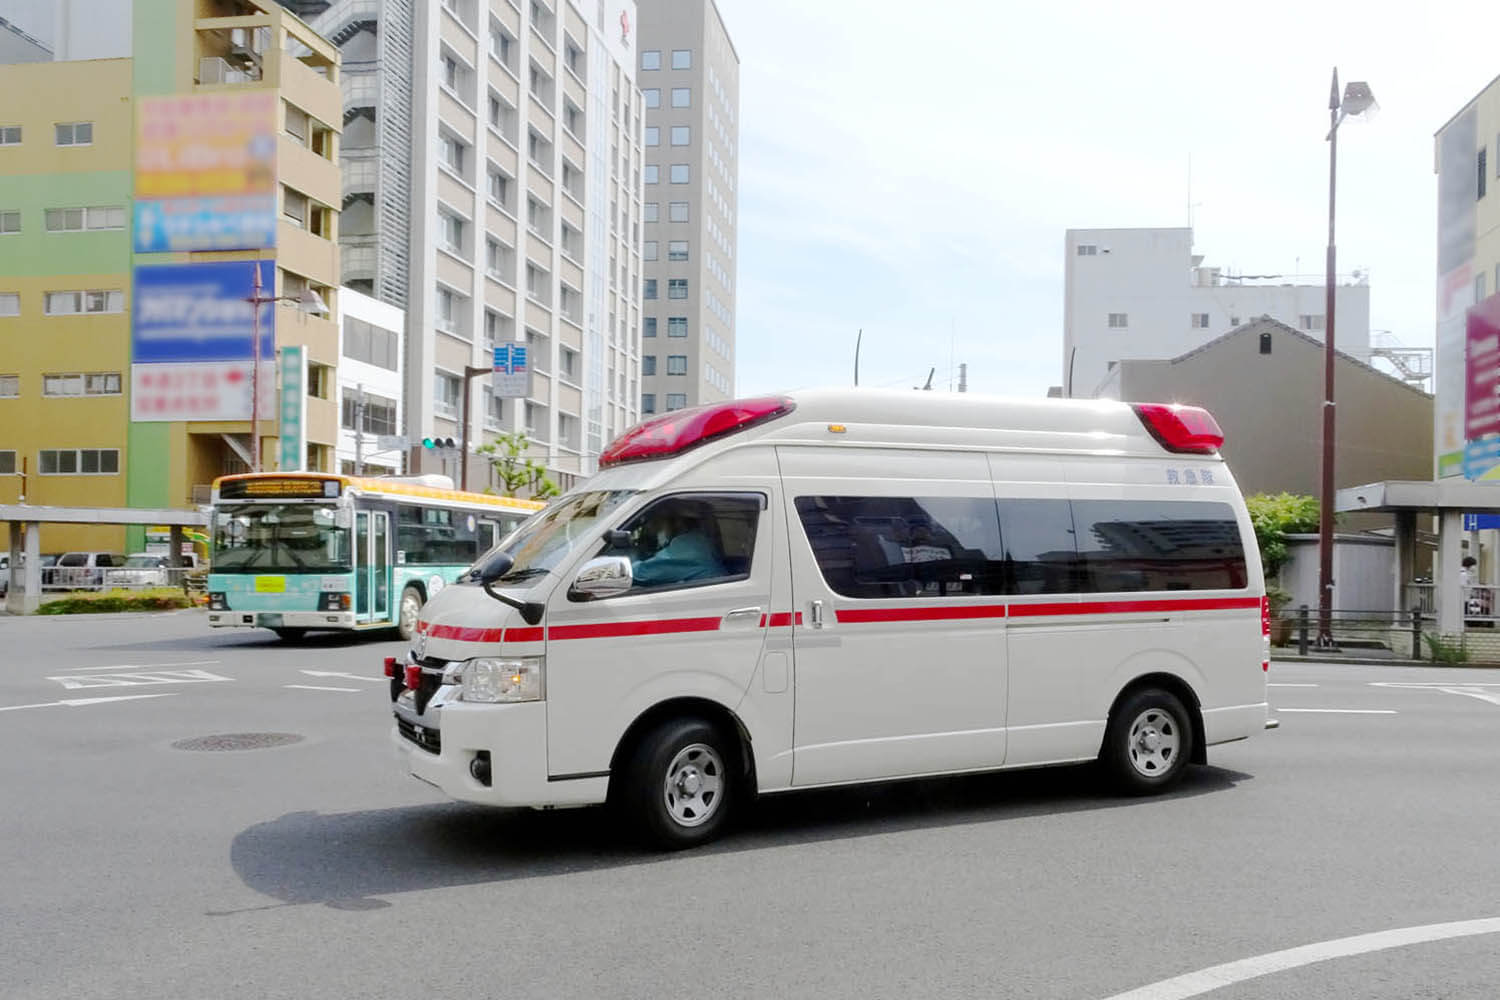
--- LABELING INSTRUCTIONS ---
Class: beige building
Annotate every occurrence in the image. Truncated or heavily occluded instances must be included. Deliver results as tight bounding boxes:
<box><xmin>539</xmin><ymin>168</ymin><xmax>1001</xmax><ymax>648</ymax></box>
<box><xmin>637</xmin><ymin>0</ymin><xmax>737</xmax><ymax>415</ymax></box>
<box><xmin>1096</xmin><ymin>317</ymin><xmax>1433</xmax><ymax>501</ymax></box>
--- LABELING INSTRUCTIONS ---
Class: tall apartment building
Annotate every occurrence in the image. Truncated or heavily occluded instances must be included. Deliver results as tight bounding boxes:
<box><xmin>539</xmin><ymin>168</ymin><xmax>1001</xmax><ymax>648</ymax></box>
<box><xmin>0</xmin><ymin>0</ymin><xmax>342</xmax><ymax>552</ymax></box>
<box><xmin>285</xmin><ymin>0</ymin><xmax>645</xmax><ymax>489</ymax></box>
<box><xmin>1061</xmin><ymin>227</ymin><xmax>1371</xmax><ymax>399</ymax></box>
<box><xmin>636</xmin><ymin>0</ymin><xmax>737</xmax><ymax>416</ymax></box>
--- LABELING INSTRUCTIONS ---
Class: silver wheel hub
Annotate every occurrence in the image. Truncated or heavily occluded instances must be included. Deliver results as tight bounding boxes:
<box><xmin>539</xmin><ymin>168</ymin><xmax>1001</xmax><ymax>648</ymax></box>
<box><xmin>1126</xmin><ymin>708</ymin><xmax>1180</xmax><ymax>777</ymax></box>
<box><xmin>663</xmin><ymin>743</ymin><xmax>724</xmax><ymax>828</ymax></box>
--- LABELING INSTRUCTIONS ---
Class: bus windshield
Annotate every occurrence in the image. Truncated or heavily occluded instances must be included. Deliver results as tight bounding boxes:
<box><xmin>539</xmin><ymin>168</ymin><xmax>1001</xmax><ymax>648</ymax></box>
<box><xmin>487</xmin><ymin>490</ymin><xmax>636</xmax><ymax>584</ymax></box>
<box><xmin>212</xmin><ymin>503</ymin><xmax>351</xmax><ymax>573</ymax></box>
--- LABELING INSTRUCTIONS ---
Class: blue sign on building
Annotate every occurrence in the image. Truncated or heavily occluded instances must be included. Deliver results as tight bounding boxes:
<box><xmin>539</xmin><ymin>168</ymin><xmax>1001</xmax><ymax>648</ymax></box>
<box><xmin>1463</xmin><ymin>513</ymin><xmax>1500</xmax><ymax>531</ymax></box>
<box><xmin>132</xmin><ymin>261</ymin><xmax>276</xmax><ymax>363</ymax></box>
<box><xmin>133</xmin><ymin>195</ymin><xmax>278</xmax><ymax>254</ymax></box>
<box><xmin>492</xmin><ymin>343</ymin><xmax>531</xmax><ymax>398</ymax></box>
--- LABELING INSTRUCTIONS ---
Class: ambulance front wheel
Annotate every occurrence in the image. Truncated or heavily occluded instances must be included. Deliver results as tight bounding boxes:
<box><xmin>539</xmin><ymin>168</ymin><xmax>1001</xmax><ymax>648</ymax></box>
<box><xmin>619</xmin><ymin>717</ymin><xmax>738</xmax><ymax>850</ymax></box>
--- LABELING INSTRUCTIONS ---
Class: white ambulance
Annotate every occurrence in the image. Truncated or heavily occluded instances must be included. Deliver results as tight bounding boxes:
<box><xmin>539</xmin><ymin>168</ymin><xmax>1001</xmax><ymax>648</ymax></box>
<box><xmin>389</xmin><ymin>389</ymin><xmax>1271</xmax><ymax>848</ymax></box>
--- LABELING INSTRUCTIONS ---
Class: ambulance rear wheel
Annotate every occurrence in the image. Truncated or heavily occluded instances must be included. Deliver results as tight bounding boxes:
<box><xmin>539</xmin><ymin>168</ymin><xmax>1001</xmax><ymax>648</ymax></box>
<box><xmin>620</xmin><ymin>717</ymin><xmax>737</xmax><ymax>850</ymax></box>
<box><xmin>1101</xmin><ymin>687</ymin><xmax>1193</xmax><ymax>794</ymax></box>
<box><xmin>397</xmin><ymin>586</ymin><xmax>424</xmax><ymax>642</ymax></box>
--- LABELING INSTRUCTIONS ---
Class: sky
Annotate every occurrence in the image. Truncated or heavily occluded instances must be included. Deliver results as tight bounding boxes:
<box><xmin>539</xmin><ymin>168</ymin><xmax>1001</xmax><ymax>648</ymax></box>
<box><xmin>714</xmin><ymin>0</ymin><xmax>1500</xmax><ymax>399</ymax></box>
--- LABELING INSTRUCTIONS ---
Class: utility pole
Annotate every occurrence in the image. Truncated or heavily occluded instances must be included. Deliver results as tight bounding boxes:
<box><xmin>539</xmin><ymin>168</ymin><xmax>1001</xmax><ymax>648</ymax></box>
<box><xmin>958</xmin><ymin>363</ymin><xmax>968</xmax><ymax>393</ymax></box>
<box><xmin>353</xmin><ymin>383</ymin><xmax>365</xmax><ymax>476</ymax></box>
<box><xmin>249</xmin><ymin>262</ymin><xmax>263</xmax><ymax>472</ymax></box>
<box><xmin>457</xmin><ymin>365</ymin><xmax>490</xmax><ymax>491</ymax></box>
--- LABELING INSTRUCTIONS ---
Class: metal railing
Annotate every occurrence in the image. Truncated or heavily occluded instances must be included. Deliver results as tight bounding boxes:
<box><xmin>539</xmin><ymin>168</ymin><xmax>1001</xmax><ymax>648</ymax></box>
<box><xmin>1402</xmin><ymin>583</ymin><xmax>1500</xmax><ymax>622</ymax></box>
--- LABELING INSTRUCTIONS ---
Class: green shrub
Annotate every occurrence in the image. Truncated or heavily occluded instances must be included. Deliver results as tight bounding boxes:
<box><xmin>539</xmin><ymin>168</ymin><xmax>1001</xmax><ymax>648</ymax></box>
<box><xmin>38</xmin><ymin>588</ymin><xmax>193</xmax><ymax>615</ymax></box>
<box><xmin>1423</xmin><ymin>633</ymin><xmax>1469</xmax><ymax>664</ymax></box>
<box><xmin>1245</xmin><ymin>493</ymin><xmax>1322</xmax><ymax>579</ymax></box>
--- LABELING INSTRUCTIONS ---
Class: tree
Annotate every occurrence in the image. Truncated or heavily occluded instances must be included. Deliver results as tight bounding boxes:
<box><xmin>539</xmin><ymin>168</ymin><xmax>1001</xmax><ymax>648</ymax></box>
<box><xmin>476</xmin><ymin>430</ymin><xmax>560</xmax><ymax>501</ymax></box>
<box><xmin>1245</xmin><ymin>492</ymin><xmax>1321</xmax><ymax>581</ymax></box>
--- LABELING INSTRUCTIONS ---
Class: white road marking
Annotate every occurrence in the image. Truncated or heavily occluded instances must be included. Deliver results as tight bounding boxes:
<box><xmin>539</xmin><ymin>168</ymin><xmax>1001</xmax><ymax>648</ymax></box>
<box><xmin>48</xmin><ymin>669</ymin><xmax>232</xmax><ymax>690</ymax></box>
<box><xmin>66</xmin><ymin>660</ymin><xmax>222</xmax><ymax>673</ymax></box>
<box><xmin>299</xmin><ymin>670</ymin><xmax>383</xmax><ymax>684</ymax></box>
<box><xmin>0</xmin><ymin>693</ymin><xmax>178</xmax><ymax>713</ymax></box>
<box><xmin>1100</xmin><ymin>916</ymin><xmax>1500</xmax><ymax>1000</ymax></box>
<box><xmin>283</xmin><ymin>684</ymin><xmax>359</xmax><ymax>693</ymax></box>
<box><xmin>1276</xmin><ymin>708</ymin><xmax>1397</xmax><ymax>715</ymax></box>
<box><xmin>1267</xmin><ymin>683</ymin><xmax>1319</xmax><ymax>687</ymax></box>
<box><xmin>1369</xmin><ymin>682</ymin><xmax>1500</xmax><ymax>708</ymax></box>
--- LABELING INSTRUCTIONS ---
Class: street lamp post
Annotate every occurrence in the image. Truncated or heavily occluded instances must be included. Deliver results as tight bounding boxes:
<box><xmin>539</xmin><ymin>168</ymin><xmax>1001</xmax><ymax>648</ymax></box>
<box><xmin>1318</xmin><ymin>69</ymin><xmax>1377</xmax><ymax>646</ymax></box>
<box><xmin>245</xmin><ymin>262</ymin><xmax>329</xmax><ymax>473</ymax></box>
<box><xmin>457</xmin><ymin>364</ymin><xmax>491</xmax><ymax>491</ymax></box>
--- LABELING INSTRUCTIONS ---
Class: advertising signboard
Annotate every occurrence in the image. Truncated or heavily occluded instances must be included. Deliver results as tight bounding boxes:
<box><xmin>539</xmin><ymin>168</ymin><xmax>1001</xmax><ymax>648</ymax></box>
<box><xmin>132</xmin><ymin>261</ymin><xmax>275</xmax><ymax>363</ymax></box>
<box><xmin>134</xmin><ymin>91</ymin><xmax>278</xmax><ymax>252</ymax></box>
<box><xmin>1464</xmin><ymin>295</ymin><xmax>1500</xmax><ymax>442</ymax></box>
<box><xmin>130</xmin><ymin>360</ymin><xmax>274</xmax><ymax>422</ymax></box>
<box><xmin>1435</xmin><ymin>106</ymin><xmax>1480</xmax><ymax>477</ymax></box>
<box><xmin>278</xmin><ymin>346</ymin><xmax>307</xmax><ymax>472</ymax></box>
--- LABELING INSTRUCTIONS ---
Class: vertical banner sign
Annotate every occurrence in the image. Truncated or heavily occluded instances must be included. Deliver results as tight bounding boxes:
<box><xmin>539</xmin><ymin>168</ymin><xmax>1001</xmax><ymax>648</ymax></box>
<box><xmin>1463</xmin><ymin>295</ymin><xmax>1500</xmax><ymax>480</ymax></box>
<box><xmin>1436</xmin><ymin>106</ymin><xmax>1480</xmax><ymax>477</ymax></box>
<box><xmin>278</xmin><ymin>346</ymin><xmax>307</xmax><ymax>472</ymax></box>
<box><xmin>134</xmin><ymin>91</ymin><xmax>278</xmax><ymax>253</ymax></box>
<box><xmin>492</xmin><ymin>343</ymin><xmax>532</xmax><ymax>397</ymax></box>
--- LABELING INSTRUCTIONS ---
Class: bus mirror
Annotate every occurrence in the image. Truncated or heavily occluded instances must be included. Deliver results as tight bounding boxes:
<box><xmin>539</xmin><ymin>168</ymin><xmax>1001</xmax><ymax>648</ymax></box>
<box><xmin>571</xmin><ymin>556</ymin><xmax>633</xmax><ymax>600</ymax></box>
<box><xmin>335</xmin><ymin>508</ymin><xmax>352</xmax><ymax>529</ymax></box>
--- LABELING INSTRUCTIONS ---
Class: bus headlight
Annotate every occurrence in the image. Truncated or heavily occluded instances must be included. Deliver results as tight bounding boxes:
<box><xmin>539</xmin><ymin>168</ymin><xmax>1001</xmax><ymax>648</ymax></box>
<box><xmin>461</xmin><ymin>657</ymin><xmax>545</xmax><ymax>703</ymax></box>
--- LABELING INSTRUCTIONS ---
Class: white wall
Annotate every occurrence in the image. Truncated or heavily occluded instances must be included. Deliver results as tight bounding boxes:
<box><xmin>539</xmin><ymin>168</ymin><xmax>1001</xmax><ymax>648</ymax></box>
<box><xmin>1064</xmin><ymin>227</ymin><xmax>1372</xmax><ymax>398</ymax></box>
<box><xmin>1281</xmin><ymin>534</ymin><xmax>1395</xmax><ymax>613</ymax></box>
<box><xmin>336</xmin><ymin>288</ymin><xmax>405</xmax><ymax>475</ymax></box>
<box><xmin>53</xmin><ymin>0</ymin><xmax>129</xmax><ymax>60</ymax></box>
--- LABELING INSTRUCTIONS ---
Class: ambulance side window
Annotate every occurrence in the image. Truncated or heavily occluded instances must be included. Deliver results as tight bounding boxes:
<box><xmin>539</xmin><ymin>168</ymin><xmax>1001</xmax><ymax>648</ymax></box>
<box><xmin>1071</xmin><ymin>499</ymin><xmax>1247</xmax><ymax>592</ymax></box>
<box><xmin>994</xmin><ymin>499</ymin><xmax>1082</xmax><ymax>595</ymax></box>
<box><xmin>615</xmin><ymin>493</ymin><xmax>763</xmax><ymax>593</ymax></box>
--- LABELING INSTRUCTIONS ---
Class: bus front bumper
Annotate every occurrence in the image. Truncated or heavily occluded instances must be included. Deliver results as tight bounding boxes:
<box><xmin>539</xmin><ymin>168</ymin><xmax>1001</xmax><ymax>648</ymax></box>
<box><xmin>207</xmin><ymin>611</ymin><xmax>357</xmax><ymax>629</ymax></box>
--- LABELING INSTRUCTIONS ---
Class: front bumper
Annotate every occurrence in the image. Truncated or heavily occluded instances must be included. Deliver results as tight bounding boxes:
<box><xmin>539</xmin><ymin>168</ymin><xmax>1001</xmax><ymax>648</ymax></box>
<box><xmin>207</xmin><ymin>610</ymin><xmax>357</xmax><ymax>629</ymax></box>
<box><xmin>392</xmin><ymin>697</ymin><xmax>608</xmax><ymax>809</ymax></box>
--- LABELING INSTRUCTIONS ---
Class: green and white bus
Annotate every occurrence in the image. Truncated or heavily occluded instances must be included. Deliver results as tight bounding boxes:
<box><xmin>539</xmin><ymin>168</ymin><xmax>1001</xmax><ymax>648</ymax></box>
<box><xmin>207</xmin><ymin>472</ymin><xmax>545</xmax><ymax>641</ymax></box>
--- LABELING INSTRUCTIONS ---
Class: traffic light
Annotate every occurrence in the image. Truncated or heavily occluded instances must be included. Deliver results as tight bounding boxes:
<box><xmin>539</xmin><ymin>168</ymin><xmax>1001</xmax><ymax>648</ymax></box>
<box><xmin>422</xmin><ymin>436</ymin><xmax>458</xmax><ymax>451</ymax></box>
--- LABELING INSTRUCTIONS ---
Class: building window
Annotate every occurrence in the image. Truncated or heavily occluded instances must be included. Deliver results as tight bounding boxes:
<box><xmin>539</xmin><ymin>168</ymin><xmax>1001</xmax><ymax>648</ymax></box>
<box><xmin>54</xmin><ymin>122</ymin><xmax>93</xmax><ymax>146</ymax></box>
<box><xmin>1077</xmin><ymin>244</ymin><xmax>1097</xmax><ymax>256</ymax></box>
<box><xmin>641</xmin><ymin>393</ymin><xmax>656</xmax><ymax>413</ymax></box>
<box><xmin>642</xmin><ymin>355</ymin><xmax>657</xmax><ymax>375</ymax></box>
<box><xmin>668</xmin><ymin>240</ymin><xmax>688</xmax><ymax>261</ymax></box>
<box><xmin>643</xmin><ymin>240</ymin><xmax>658</xmax><ymax>261</ymax></box>
<box><xmin>488</xmin><ymin>166</ymin><xmax>511</xmax><ymax>207</ymax></box>
<box><xmin>644</xmin><ymin>164</ymin><xmax>659</xmax><ymax>184</ymax></box>
<box><xmin>1191</xmin><ymin>313</ymin><xmax>1210</xmax><ymax>329</ymax></box>
<box><xmin>1259</xmin><ymin>332</ymin><xmax>1272</xmax><ymax>355</ymax></box>
<box><xmin>644</xmin><ymin>279</ymin><xmax>658</xmax><ymax>300</ymax></box>
<box><xmin>342</xmin><ymin>316</ymin><xmax>400</xmax><ymax>371</ymax></box>
<box><xmin>484</xmin><ymin>387</ymin><xmax>505</xmax><ymax>429</ymax></box>
<box><xmin>666</xmin><ymin>393</ymin><xmax>687</xmax><ymax>410</ymax></box>
<box><xmin>0</xmin><ymin>126</ymin><xmax>19</xmax><ymax>146</ymax></box>
<box><xmin>669</xmin><ymin>201</ymin><xmax>689</xmax><ymax>222</ymax></box>
<box><xmin>670</xmin><ymin>164</ymin><xmax>689</xmax><ymax>184</ymax></box>
<box><xmin>39</xmin><ymin>448</ymin><xmax>119</xmax><ymax>475</ymax></box>
<box><xmin>0</xmin><ymin>450</ymin><xmax>13</xmax><ymax>474</ymax></box>
<box><xmin>44</xmin><ymin>206</ymin><xmax>125</xmax><ymax>232</ymax></box>
<box><xmin>438</xmin><ymin>209</ymin><xmax>464</xmax><ymax>253</ymax></box>
<box><xmin>671</xmin><ymin>49</ymin><xmax>692</xmax><ymax>69</ymax></box>
<box><xmin>436</xmin><ymin>287</ymin><xmax>457</xmax><ymax>333</ymax></box>
<box><xmin>641</xmin><ymin>50</ymin><xmax>661</xmax><ymax>71</ymax></box>
<box><xmin>670</xmin><ymin>88</ymin><xmax>690</xmax><ymax>108</ymax></box>
<box><xmin>668</xmin><ymin>278</ymin><xmax>688</xmax><ymax>299</ymax></box>
<box><xmin>668</xmin><ymin>316</ymin><xmax>688</xmax><ymax>337</ymax></box>
<box><xmin>490</xmin><ymin>25</ymin><xmax>515</xmax><ymax>67</ymax></box>
<box><xmin>45</xmin><ymin>290</ymin><xmax>123</xmax><ymax>315</ymax></box>
<box><xmin>0</xmin><ymin>376</ymin><xmax>18</xmax><ymax>398</ymax></box>
<box><xmin>434</xmin><ymin>372</ymin><xmax>461</xmax><ymax>418</ymax></box>
<box><xmin>644</xmin><ymin>201</ymin><xmax>659</xmax><ymax>222</ymax></box>
<box><xmin>439</xmin><ymin>133</ymin><xmax>466</xmax><ymax>175</ymax></box>
<box><xmin>643</xmin><ymin>317</ymin><xmax>657</xmax><ymax>337</ymax></box>
<box><xmin>487</xmin><ymin>238</ymin><xmax>513</xmax><ymax>280</ymax></box>
<box><xmin>666</xmin><ymin>355</ymin><xmax>687</xmax><ymax>375</ymax></box>
<box><xmin>671</xmin><ymin>125</ymin><xmax>690</xmax><ymax>146</ymax></box>
<box><xmin>341</xmin><ymin>391</ymin><xmax>398</xmax><ymax>436</ymax></box>
<box><xmin>1299</xmin><ymin>314</ymin><xmax>1325</xmax><ymax>331</ymax></box>
<box><xmin>0</xmin><ymin>210</ymin><xmax>20</xmax><ymax>234</ymax></box>
<box><xmin>645</xmin><ymin>126</ymin><xmax>659</xmax><ymax>146</ymax></box>
<box><xmin>643</xmin><ymin>88</ymin><xmax>660</xmax><ymax>109</ymax></box>
<box><xmin>43</xmin><ymin>372</ymin><xmax>121</xmax><ymax>396</ymax></box>
<box><xmin>0</xmin><ymin>293</ymin><xmax>18</xmax><ymax>316</ymax></box>
<box><xmin>1107</xmin><ymin>312</ymin><xmax>1128</xmax><ymax>329</ymax></box>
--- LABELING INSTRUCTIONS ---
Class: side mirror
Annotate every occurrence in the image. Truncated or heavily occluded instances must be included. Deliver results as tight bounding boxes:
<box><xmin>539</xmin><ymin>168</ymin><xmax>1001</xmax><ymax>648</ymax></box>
<box><xmin>571</xmin><ymin>556</ymin><xmax>633</xmax><ymax>600</ymax></box>
<box><xmin>472</xmin><ymin>549</ymin><xmax>515</xmax><ymax>585</ymax></box>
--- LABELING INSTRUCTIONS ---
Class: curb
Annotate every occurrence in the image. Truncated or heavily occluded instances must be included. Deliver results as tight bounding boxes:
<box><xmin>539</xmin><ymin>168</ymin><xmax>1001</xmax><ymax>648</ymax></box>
<box><xmin>1272</xmin><ymin>652</ymin><xmax>1500</xmax><ymax>669</ymax></box>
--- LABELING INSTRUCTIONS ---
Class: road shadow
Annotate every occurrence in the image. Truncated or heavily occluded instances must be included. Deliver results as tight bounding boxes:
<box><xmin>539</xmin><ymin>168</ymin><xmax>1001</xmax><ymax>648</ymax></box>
<box><xmin>219</xmin><ymin>764</ymin><xmax>1251</xmax><ymax>913</ymax></box>
<box><xmin>92</xmin><ymin>629</ymin><xmax>404</xmax><ymax>654</ymax></box>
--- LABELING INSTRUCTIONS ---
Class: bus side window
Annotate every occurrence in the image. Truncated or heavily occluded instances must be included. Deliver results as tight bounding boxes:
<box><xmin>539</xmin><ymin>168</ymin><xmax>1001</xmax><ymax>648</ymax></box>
<box><xmin>478</xmin><ymin>520</ymin><xmax>498</xmax><ymax>553</ymax></box>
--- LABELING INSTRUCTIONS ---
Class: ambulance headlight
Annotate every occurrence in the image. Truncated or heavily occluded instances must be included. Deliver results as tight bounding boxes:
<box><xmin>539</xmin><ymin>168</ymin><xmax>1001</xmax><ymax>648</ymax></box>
<box><xmin>461</xmin><ymin>657</ymin><xmax>545</xmax><ymax>703</ymax></box>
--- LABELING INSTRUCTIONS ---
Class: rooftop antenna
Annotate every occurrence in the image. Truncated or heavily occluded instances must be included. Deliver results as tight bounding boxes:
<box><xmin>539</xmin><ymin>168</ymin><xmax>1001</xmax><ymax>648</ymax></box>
<box><xmin>853</xmin><ymin>328</ymin><xmax>862</xmax><ymax>387</ymax></box>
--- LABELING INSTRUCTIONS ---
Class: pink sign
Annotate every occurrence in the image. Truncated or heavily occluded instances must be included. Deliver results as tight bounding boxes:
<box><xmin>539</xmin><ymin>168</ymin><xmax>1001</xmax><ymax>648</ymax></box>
<box><xmin>1465</xmin><ymin>294</ymin><xmax>1500</xmax><ymax>439</ymax></box>
<box><xmin>130</xmin><ymin>361</ymin><xmax>274</xmax><ymax>422</ymax></box>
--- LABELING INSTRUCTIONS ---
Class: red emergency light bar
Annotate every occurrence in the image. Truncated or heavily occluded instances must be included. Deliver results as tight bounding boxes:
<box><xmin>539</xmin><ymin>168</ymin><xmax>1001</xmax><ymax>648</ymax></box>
<box><xmin>1132</xmin><ymin>403</ymin><xmax>1225</xmax><ymax>455</ymax></box>
<box><xmin>599</xmin><ymin>396</ymin><xmax>795</xmax><ymax>467</ymax></box>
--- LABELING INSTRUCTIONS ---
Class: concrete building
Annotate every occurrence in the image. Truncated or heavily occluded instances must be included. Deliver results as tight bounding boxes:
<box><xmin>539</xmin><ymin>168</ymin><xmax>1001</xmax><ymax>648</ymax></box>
<box><xmin>0</xmin><ymin>13</ymin><xmax>50</xmax><ymax>62</ymax></box>
<box><xmin>1095</xmin><ymin>317</ymin><xmax>1432</xmax><ymax>500</ymax></box>
<box><xmin>1062</xmin><ymin>227</ymin><xmax>1371</xmax><ymax>399</ymax></box>
<box><xmin>336</xmin><ymin>286</ymin><xmax>405</xmax><ymax>476</ymax></box>
<box><xmin>636</xmin><ymin>0</ymin><xmax>737</xmax><ymax>416</ymax></box>
<box><xmin>283</xmin><ymin>0</ymin><xmax>646</xmax><ymax>490</ymax></box>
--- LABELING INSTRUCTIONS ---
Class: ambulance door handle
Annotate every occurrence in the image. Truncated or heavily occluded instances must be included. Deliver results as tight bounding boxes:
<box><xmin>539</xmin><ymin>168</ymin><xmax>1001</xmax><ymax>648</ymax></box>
<box><xmin>809</xmin><ymin>600</ymin><xmax>824</xmax><ymax>629</ymax></box>
<box><xmin>723</xmin><ymin>607</ymin><xmax>762</xmax><ymax>630</ymax></box>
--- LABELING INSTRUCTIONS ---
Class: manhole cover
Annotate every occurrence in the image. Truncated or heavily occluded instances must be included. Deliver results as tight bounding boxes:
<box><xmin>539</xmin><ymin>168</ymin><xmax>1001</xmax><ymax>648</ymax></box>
<box><xmin>172</xmin><ymin>733</ymin><xmax>304</xmax><ymax>752</ymax></box>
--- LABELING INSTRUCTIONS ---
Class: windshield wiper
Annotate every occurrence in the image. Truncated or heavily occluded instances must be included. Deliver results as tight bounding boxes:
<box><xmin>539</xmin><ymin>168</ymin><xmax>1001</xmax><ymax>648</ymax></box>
<box><xmin>497</xmin><ymin>566</ymin><xmax>549</xmax><ymax>583</ymax></box>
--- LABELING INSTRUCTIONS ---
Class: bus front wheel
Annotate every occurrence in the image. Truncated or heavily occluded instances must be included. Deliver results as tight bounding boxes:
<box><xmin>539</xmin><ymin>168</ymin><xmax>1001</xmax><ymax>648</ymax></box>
<box><xmin>397</xmin><ymin>586</ymin><xmax>424</xmax><ymax>642</ymax></box>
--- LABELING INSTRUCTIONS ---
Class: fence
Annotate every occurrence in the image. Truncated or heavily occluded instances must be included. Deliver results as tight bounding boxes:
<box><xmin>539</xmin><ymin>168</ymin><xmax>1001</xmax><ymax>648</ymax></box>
<box><xmin>42</xmin><ymin>567</ymin><xmax>206</xmax><ymax>595</ymax></box>
<box><xmin>1273</xmin><ymin>603</ymin><xmax>1500</xmax><ymax>663</ymax></box>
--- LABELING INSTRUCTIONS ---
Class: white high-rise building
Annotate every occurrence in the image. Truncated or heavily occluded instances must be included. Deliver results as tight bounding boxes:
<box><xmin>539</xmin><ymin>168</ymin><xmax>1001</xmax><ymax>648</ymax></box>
<box><xmin>285</xmin><ymin>0</ymin><xmax>644</xmax><ymax>489</ymax></box>
<box><xmin>1062</xmin><ymin>227</ymin><xmax>1371</xmax><ymax>399</ymax></box>
<box><xmin>636</xmin><ymin>0</ymin><xmax>737</xmax><ymax>415</ymax></box>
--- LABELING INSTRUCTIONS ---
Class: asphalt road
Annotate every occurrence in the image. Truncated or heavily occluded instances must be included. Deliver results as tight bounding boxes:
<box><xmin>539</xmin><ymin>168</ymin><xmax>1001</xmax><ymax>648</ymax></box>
<box><xmin>2</xmin><ymin>610</ymin><xmax>1499</xmax><ymax>999</ymax></box>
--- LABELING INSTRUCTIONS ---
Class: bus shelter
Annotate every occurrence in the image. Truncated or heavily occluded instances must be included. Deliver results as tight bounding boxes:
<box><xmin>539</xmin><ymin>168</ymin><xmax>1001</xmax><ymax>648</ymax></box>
<box><xmin>2</xmin><ymin>505</ymin><xmax>208</xmax><ymax>614</ymax></box>
<box><xmin>1337</xmin><ymin>480</ymin><xmax>1500</xmax><ymax>636</ymax></box>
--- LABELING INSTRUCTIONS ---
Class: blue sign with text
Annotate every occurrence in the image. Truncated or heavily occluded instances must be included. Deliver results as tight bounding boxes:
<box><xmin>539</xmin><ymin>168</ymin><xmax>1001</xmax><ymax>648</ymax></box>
<box><xmin>132</xmin><ymin>261</ymin><xmax>275</xmax><ymax>364</ymax></box>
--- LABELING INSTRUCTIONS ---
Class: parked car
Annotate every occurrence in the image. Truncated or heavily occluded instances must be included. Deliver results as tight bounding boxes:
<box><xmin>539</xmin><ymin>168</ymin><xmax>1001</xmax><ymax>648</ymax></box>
<box><xmin>53</xmin><ymin>552</ymin><xmax>126</xmax><ymax>589</ymax></box>
<box><xmin>1</xmin><ymin>553</ymin><xmax>62</xmax><ymax>596</ymax></box>
<box><xmin>105</xmin><ymin>552</ymin><xmax>201</xmax><ymax>588</ymax></box>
